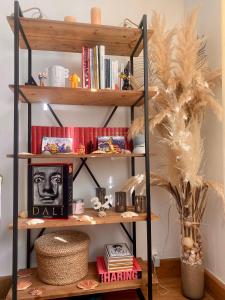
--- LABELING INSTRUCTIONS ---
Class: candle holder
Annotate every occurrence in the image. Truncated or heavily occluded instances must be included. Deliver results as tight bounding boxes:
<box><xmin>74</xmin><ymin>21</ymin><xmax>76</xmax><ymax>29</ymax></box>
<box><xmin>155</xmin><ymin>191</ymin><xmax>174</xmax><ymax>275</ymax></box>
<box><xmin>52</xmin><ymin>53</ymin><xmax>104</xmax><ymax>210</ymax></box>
<box><xmin>134</xmin><ymin>195</ymin><xmax>146</xmax><ymax>213</ymax></box>
<box><xmin>96</xmin><ymin>187</ymin><xmax>106</xmax><ymax>204</ymax></box>
<box><xmin>115</xmin><ymin>192</ymin><xmax>127</xmax><ymax>212</ymax></box>
<box><xmin>91</xmin><ymin>7</ymin><xmax>101</xmax><ymax>25</ymax></box>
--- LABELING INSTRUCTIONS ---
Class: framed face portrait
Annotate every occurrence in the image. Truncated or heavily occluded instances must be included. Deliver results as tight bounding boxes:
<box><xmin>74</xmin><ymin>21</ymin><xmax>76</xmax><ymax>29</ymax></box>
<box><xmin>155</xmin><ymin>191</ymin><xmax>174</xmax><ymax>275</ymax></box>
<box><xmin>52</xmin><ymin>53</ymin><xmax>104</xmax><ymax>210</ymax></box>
<box><xmin>28</xmin><ymin>163</ymin><xmax>73</xmax><ymax>219</ymax></box>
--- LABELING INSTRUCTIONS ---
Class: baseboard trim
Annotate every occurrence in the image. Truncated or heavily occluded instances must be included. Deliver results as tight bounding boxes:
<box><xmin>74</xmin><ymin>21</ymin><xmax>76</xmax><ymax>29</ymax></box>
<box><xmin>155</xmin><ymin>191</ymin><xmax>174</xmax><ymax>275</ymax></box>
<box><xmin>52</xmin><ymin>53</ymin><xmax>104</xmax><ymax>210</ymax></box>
<box><xmin>0</xmin><ymin>276</ymin><xmax>11</xmax><ymax>300</ymax></box>
<box><xmin>205</xmin><ymin>269</ymin><xmax>225</xmax><ymax>300</ymax></box>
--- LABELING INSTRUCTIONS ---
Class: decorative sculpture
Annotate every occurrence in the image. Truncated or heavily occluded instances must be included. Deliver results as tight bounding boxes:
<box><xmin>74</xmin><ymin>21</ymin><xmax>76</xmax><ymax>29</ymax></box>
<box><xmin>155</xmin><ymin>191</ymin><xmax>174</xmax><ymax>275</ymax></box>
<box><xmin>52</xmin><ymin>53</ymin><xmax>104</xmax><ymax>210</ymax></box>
<box><xmin>69</xmin><ymin>73</ymin><xmax>81</xmax><ymax>88</ymax></box>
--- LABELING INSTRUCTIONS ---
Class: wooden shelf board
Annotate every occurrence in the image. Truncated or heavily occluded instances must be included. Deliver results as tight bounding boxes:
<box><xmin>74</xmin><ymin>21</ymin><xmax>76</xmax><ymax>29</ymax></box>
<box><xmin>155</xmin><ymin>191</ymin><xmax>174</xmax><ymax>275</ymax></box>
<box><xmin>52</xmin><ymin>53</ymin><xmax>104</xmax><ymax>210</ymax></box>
<box><xmin>7</xmin><ymin>153</ymin><xmax>145</xmax><ymax>159</ymax></box>
<box><xmin>6</xmin><ymin>259</ymin><xmax>146</xmax><ymax>299</ymax></box>
<box><xmin>8</xmin><ymin>208</ymin><xmax>159</xmax><ymax>230</ymax></box>
<box><xmin>9</xmin><ymin>85</ymin><xmax>149</xmax><ymax>107</ymax></box>
<box><xmin>7</xmin><ymin>16</ymin><xmax>153</xmax><ymax>57</ymax></box>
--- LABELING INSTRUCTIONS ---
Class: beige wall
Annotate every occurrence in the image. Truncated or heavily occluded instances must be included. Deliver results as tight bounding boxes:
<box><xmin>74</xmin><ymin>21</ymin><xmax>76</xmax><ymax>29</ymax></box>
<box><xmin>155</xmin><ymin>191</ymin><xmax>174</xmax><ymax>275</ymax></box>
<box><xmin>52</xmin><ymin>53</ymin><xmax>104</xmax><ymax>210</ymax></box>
<box><xmin>185</xmin><ymin>0</ymin><xmax>225</xmax><ymax>283</ymax></box>
<box><xmin>0</xmin><ymin>0</ymin><xmax>184</xmax><ymax>276</ymax></box>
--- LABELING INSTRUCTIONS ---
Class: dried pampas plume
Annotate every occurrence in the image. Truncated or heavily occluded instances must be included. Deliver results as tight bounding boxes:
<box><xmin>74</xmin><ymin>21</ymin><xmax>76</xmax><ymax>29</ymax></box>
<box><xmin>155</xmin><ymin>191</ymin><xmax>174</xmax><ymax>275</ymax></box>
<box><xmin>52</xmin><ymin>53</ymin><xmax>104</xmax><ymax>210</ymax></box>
<box><xmin>123</xmin><ymin>9</ymin><xmax>224</xmax><ymax>265</ymax></box>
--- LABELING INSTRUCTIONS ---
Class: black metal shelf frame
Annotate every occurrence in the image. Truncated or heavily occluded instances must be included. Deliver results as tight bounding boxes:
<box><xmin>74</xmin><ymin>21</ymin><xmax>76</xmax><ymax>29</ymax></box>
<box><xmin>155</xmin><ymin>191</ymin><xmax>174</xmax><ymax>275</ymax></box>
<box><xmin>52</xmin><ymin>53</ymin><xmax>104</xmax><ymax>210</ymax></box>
<box><xmin>11</xmin><ymin>1</ymin><xmax>152</xmax><ymax>299</ymax></box>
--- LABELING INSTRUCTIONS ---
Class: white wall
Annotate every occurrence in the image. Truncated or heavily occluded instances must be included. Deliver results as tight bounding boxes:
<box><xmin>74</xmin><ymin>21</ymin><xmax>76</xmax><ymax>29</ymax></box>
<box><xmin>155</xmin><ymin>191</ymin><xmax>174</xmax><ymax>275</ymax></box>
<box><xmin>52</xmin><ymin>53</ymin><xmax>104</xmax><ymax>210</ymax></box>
<box><xmin>0</xmin><ymin>0</ymin><xmax>184</xmax><ymax>276</ymax></box>
<box><xmin>184</xmin><ymin>0</ymin><xmax>225</xmax><ymax>283</ymax></box>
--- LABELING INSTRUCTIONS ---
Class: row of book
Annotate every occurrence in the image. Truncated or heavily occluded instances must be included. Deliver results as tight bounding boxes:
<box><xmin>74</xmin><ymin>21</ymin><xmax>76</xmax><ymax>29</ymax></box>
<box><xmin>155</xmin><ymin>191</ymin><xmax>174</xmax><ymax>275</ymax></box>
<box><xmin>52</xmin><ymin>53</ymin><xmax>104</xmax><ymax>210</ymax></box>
<box><xmin>96</xmin><ymin>243</ymin><xmax>142</xmax><ymax>283</ymax></box>
<box><xmin>31</xmin><ymin>126</ymin><xmax>131</xmax><ymax>154</ymax></box>
<box><xmin>82</xmin><ymin>45</ymin><xmax>124</xmax><ymax>90</ymax></box>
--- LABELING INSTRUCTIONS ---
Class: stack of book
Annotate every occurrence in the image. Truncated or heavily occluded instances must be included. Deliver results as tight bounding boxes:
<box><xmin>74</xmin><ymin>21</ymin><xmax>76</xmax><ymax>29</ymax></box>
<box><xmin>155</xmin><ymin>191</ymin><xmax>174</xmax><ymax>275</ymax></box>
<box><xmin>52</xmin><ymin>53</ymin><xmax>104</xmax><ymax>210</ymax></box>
<box><xmin>96</xmin><ymin>243</ymin><xmax>142</xmax><ymax>283</ymax></box>
<box><xmin>82</xmin><ymin>45</ymin><xmax>124</xmax><ymax>90</ymax></box>
<box><xmin>104</xmin><ymin>243</ymin><xmax>133</xmax><ymax>271</ymax></box>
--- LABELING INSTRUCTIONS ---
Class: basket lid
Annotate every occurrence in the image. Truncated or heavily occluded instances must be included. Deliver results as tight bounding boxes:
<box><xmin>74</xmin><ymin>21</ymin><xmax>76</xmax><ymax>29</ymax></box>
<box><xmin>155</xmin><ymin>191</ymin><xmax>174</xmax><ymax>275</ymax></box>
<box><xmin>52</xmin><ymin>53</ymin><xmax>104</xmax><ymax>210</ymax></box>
<box><xmin>35</xmin><ymin>231</ymin><xmax>89</xmax><ymax>257</ymax></box>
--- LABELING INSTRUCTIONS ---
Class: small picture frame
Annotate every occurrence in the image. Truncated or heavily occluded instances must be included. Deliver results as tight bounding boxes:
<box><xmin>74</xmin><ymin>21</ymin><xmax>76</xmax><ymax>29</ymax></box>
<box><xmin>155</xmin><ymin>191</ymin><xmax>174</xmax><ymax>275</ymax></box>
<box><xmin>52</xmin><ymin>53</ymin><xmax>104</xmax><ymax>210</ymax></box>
<box><xmin>28</xmin><ymin>163</ymin><xmax>73</xmax><ymax>219</ymax></box>
<box><xmin>97</xmin><ymin>136</ymin><xmax>125</xmax><ymax>153</ymax></box>
<box><xmin>41</xmin><ymin>136</ymin><xmax>73</xmax><ymax>154</ymax></box>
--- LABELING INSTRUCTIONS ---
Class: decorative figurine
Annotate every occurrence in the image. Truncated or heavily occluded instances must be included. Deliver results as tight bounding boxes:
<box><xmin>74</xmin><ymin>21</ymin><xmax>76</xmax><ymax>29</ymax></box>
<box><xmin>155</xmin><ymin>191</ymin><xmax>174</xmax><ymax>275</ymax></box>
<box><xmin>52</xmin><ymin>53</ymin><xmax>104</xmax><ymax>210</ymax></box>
<box><xmin>69</xmin><ymin>73</ymin><xmax>81</xmax><ymax>88</ymax></box>
<box><xmin>91</xmin><ymin>196</ymin><xmax>111</xmax><ymax>217</ymax></box>
<box><xmin>75</xmin><ymin>144</ymin><xmax>85</xmax><ymax>155</ymax></box>
<box><xmin>91</xmin><ymin>7</ymin><xmax>101</xmax><ymax>25</ymax></box>
<box><xmin>38</xmin><ymin>72</ymin><xmax>47</xmax><ymax>86</ymax></box>
<box><xmin>120</xmin><ymin>68</ymin><xmax>133</xmax><ymax>90</ymax></box>
<box><xmin>87</xmin><ymin>140</ymin><xmax>94</xmax><ymax>154</ymax></box>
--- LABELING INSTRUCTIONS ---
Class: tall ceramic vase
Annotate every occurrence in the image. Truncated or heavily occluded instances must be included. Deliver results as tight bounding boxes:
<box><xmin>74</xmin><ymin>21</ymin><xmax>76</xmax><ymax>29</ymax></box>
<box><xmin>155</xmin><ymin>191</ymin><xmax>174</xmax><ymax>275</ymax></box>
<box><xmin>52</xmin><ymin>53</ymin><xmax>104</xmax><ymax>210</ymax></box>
<box><xmin>181</xmin><ymin>232</ymin><xmax>204</xmax><ymax>299</ymax></box>
<box><xmin>181</xmin><ymin>261</ymin><xmax>204</xmax><ymax>299</ymax></box>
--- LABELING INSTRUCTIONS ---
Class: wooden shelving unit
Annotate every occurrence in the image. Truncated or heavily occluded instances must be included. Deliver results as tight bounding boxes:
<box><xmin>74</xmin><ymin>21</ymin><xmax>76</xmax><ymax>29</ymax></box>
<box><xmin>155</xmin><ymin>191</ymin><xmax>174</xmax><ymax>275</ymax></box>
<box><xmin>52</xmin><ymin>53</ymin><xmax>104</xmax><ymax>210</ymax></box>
<box><xmin>7</xmin><ymin>153</ymin><xmax>145</xmax><ymax>159</ymax></box>
<box><xmin>8</xmin><ymin>3</ymin><xmax>154</xmax><ymax>300</ymax></box>
<box><xmin>7</xmin><ymin>16</ymin><xmax>153</xmax><ymax>56</ymax></box>
<box><xmin>6</xmin><ymin>259</ymin><xmax>146</xmax><ymax>300</ymax></box>
<box><xmin>8</xmin><ymin>208</ymin><xmax>159</xmax><ymax>230</ymax></box>
<box><xmin>9</xmin><ymin>85</ymin><xmax>154</xmax><ymax>106</ymax></box>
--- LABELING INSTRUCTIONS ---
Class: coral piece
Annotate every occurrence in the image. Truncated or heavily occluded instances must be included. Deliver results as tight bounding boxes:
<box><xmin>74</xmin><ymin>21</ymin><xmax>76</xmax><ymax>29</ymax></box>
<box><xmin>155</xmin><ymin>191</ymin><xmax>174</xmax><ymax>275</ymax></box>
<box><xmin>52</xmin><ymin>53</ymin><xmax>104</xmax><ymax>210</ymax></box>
<box><xmin>26</xmin><ymin>219</ymin><xmax>45</xmax><ymax>226</ymax></box>
<box><xmin>17</xmin><ymin>280</ymin><xmax>32</xmax><ymax>291</ymax></box>
<box><xmin>29</xmin><ymin>288</ymin><xmax>43</xmax><ymax>296</ymax></box>
<box><xmin>77</xmin><ymin>279</ymin><xmax>99</xmax><ymax>290</ymax></box>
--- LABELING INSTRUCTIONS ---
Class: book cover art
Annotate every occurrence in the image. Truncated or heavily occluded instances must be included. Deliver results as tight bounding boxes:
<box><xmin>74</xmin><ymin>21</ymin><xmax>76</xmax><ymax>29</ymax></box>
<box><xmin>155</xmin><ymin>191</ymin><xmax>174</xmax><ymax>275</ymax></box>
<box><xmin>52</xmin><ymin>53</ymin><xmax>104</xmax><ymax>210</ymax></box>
<box><xmin>96</xmin><ymin>256</ymin><xmax>142</xmax><ymax>282</ymax></box>
<box><xmin>97</xmin><ymin>136</ymin><xmax>125</xmax><ymax>153</ymax></box>
<box><xmin>28</xmin><ymin>163</ymin><xmax>73</xmax><ymax>219</ymax></box>
<box><xmin>105</xmin><ymin>243</ymin><xmax>132</xmax><ymax>258</ymax></box>
<box><xmin>41</xmin><ymin>137</ymin><xmax>73</xmax><ymax>154</ymax></box>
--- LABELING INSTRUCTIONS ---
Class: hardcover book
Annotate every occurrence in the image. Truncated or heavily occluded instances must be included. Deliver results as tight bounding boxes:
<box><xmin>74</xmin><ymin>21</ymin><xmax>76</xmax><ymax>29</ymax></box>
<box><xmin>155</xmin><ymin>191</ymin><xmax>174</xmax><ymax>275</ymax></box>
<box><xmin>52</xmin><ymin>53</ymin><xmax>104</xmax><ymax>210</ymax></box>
<box><xmin>97</xmin><ymin>256</ymin><xmax>142</xmax><ymax>283</ymax></box>
<box><xmin>28</xmin><ymin>163</ymin><xmax>73</xmax><ymax>219</ymax></box>
<box><xmin>41</xmin><ymin>137</ymin><xmax>73</xmax><ymax>154</ymax></box>
<box><xmin>97</xmin><ymin>136</ymin><xmax>125</xmax><ymax>153</ymax></box>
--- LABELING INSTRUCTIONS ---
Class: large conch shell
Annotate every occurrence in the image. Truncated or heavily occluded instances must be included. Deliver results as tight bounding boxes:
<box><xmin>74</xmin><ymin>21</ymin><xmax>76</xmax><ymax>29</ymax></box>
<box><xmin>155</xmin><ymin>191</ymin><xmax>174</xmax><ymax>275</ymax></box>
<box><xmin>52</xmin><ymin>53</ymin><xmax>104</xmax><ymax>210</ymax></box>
<box><xmin>77</xmin><ymin>279</ymin><xmax>99</xmax><ymax>290</ymax></box>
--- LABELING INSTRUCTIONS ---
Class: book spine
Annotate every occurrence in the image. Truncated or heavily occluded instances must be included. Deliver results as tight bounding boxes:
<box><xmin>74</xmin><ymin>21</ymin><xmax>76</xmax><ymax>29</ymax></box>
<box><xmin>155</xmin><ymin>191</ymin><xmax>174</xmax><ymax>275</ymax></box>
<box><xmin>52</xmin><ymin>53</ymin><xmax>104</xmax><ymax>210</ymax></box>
<box><xmin>120</xmin><ymin>63</ymin><xmax>124</xmax><ymax>90</ymax></box>
<box><xmin>99</xmin><ymin>45</ymin><xmax>105</xmax><ymax>89</ymax></box>
<box><xmin>87</xmin><ymin>48</ymin><xmax>91</xmax><ymax>89</ymax></box>
<box><xmin>105</xmin><ymin>58</ymin><xmax>110</xmax><ymax>89</ymax></box>
<box><xmin>90</xmin><ymin>48</ymin><xmax>95</xmax><ymax>89</ymax></box>
<box><xmin>95</xmin><ymin>46</ymin><xmax>99</xmax><ymax>89</ymax></box>
<box><xmin>82</xmin><ymin>47</ymin><xmax>89</xmax><ymax>88</ymax></box>
<box><xmin>82</xmin><ymin>46</ymin><xmax>85</xmax><ymax>88</ymax></box>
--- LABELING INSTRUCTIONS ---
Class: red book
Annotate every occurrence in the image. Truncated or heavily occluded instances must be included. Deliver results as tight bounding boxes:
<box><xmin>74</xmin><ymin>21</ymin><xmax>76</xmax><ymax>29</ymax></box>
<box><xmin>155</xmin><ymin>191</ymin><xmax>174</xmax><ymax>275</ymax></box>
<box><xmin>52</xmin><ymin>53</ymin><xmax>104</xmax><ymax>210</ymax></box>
<box><xmin>36</xmin><ymin>126</ymin><xmax>43</xmax><ymax>154</ymax></box>
<box><xmin>96</xmin><ymin>256</ymin><xmax>142</xmax><ymax>283</ymax></box>
<box><xmin>32</xmin><ymin>126</ymin><xmax>37</xmax><ymax>154</ymax></box>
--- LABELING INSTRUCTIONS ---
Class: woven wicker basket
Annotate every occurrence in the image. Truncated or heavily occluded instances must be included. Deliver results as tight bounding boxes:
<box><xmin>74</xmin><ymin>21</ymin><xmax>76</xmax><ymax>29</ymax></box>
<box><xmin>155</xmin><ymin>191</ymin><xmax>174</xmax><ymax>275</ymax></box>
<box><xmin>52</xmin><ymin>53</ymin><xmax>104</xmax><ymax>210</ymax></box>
<box><xmin>35</xmin><ymin>231</ymin><xmax>90</xmax><ymax>285</ymax></box>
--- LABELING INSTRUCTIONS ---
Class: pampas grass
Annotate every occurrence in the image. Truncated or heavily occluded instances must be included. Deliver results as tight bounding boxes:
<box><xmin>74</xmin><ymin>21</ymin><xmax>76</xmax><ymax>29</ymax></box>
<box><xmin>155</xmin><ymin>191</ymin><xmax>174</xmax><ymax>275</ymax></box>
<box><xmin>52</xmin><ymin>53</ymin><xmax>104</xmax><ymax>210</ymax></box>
<box><xmin>123</xmin><ymin>9</ymin><xmax>224</xmax><ymax>265</ymax></box>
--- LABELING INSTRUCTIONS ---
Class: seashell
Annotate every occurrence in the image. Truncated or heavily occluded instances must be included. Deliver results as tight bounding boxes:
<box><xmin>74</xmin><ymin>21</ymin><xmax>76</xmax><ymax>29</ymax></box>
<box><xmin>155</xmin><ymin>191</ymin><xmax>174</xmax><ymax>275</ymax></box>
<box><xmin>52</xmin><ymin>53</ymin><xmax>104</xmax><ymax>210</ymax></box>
<box><xmin>98</xmin><ymin>211</ymin><xmax>107</xmax><ymax>218</ymax></box>
<box><xmin>17</xmin><ymin>280</ymin><xmax>32</xmax><ymax>291</ymax></box>
<box><xmin>77</xmin><ymin>279</ymin><xmax>99</xmax><ymax>290</ymax></box>
<box><xmin>191</xmin><ymin>250</ymin><xmax>195</xmax><ymax>255</ymax></box>
<box><xmin>182</xmin><ymin>237</ymin><xmax>194</xmax><ymax>249</ymax></box>
<box><xmin>78</xmin><ymin>215</ymin><xmax>94</xmax><ymax>222</ymax></box>
<box><xmin>29</xmin><ymin>288</ymin><xmax>42</xmax><ymax>296</ymax></box>
<box><xmin>18</xmin><ymin>270</ymin><xmax>32</xmax><ymax>278</ymax></box>
<box><xmin>19</xmin><ymin>210</ymin><xmax>28</xmax><ymax>219</ymax></box>
<box><xmin>121</xmin><ymin>211</ymin><xmax>139</xmax><ymax>218</ymax></box>
<box><xmin>26</xmin><ymin>219</ymin><xmax>45</xmax><ymax>226</ymax></box>
<box><xmin>91</xmin><ymin>150</ymin><xmax>106</xmax><ymax>154</ymax></box>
